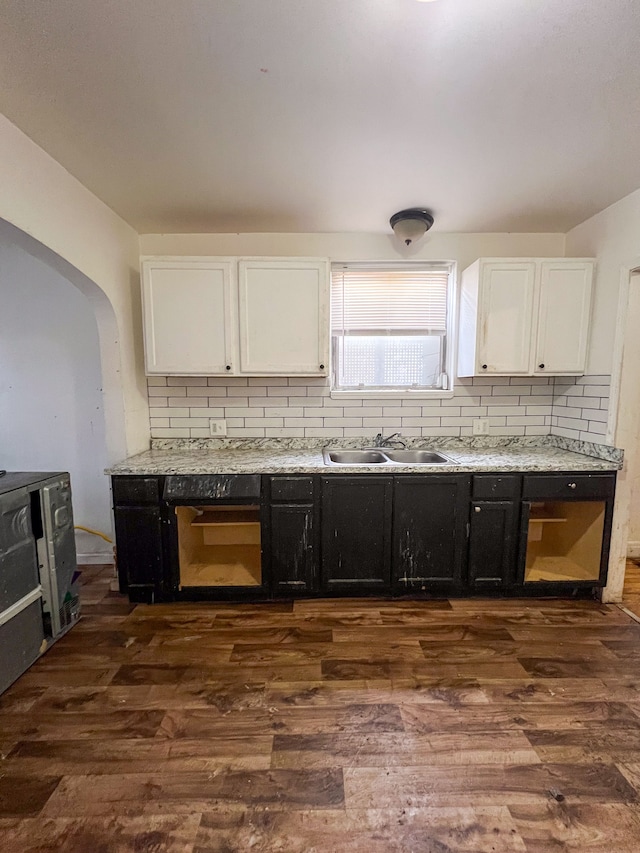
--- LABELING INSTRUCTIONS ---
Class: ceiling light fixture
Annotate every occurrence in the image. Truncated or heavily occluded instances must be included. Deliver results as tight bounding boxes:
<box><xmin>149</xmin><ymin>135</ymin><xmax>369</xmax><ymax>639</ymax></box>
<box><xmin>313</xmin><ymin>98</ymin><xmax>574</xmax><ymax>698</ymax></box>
<box><xmin>389</xmin><ymin>208</ymin><xmax>434</xmax><ymax>246</ymax></box>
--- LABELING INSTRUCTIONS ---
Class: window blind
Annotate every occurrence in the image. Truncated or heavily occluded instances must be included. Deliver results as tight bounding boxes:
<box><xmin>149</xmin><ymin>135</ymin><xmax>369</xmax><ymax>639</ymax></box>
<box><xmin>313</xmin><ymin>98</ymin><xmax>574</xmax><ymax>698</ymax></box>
<box><xmin>330</xmin><ymin>263</ymin><xmax>452</xmax><ymax>390</ymax></box>
<box><xmin>331</xmin><ymin>267</ymin><xmax>449</xmax><ymax>334</ymax></box>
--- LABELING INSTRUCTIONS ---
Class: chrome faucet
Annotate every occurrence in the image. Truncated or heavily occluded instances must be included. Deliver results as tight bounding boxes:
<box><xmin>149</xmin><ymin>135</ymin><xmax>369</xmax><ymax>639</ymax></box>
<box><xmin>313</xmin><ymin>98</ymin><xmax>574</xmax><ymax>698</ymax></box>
<box><xmin>374</xmin><ymin>432</ymin><xmax>407</xmax><ymax>449</ymax></box>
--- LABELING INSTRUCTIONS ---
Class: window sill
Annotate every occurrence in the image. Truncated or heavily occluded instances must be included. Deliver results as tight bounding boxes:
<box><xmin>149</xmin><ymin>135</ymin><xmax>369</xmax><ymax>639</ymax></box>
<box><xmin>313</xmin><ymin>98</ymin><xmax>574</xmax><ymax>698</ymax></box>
<box><xmin>330</xmin><ymin>389</ymin><xmax>455</xmax><ymax>401</ymax></box>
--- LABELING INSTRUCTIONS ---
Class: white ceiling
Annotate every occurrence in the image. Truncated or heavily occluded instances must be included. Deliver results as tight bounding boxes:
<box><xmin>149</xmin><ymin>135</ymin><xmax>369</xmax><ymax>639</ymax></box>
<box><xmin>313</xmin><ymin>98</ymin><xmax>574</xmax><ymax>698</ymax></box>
<box><xmin>1</xmin><ymin>0</ymin><xmax>639</xmax><ymax>234</ymax></box>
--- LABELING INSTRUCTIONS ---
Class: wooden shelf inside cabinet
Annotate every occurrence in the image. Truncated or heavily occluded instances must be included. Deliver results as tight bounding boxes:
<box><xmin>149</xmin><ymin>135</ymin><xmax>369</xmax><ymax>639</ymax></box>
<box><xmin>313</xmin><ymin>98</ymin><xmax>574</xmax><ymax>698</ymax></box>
<box><xmin>180</xmin><ymin>545</ymin><xmax>262</xmax><ymax>587</ymax></box>
<box><xmin>525</xmin><ymin>556</ymin><xmax>599</xmax><ymax>583</ymax></box>
<box><xmin>528</xmin><ymin>514</ymin><xmax>567</xmax><ymax>524</ymax></box>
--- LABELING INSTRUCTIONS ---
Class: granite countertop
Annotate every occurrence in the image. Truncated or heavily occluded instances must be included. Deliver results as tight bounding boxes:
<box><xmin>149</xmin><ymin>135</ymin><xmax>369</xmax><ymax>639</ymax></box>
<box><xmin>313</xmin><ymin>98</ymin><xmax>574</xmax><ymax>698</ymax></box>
<box><xmin>107</xmin><ymin>436</ymin><xmax>622</xmax><ymax>475</ymax></box>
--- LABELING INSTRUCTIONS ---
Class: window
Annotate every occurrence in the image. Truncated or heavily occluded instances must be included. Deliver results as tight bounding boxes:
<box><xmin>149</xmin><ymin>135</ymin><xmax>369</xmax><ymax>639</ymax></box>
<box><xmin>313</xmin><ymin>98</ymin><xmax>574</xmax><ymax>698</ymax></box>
<box><xmin>331</xmin><ymin>262</ymin><xmax>454</xmax><ymax>393</ymax></box>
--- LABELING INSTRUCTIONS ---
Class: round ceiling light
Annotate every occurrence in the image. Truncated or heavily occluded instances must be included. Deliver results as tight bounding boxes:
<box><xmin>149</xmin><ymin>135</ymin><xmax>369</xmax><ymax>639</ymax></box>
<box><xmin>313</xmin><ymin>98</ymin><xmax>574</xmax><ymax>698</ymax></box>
<box><xmin>389</xmin><ymin>209</ymin><xmax>435</xmax><ymax>246</ymax></box>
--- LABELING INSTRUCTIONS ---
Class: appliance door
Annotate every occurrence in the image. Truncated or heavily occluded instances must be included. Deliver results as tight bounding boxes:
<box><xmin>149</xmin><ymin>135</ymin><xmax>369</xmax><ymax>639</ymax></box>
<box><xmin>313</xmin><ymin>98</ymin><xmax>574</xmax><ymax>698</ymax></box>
<box><xmin>41</xmin><ymin>476</ymin><xmax>78</xmax><ymax>635</ymax></box>
<box><xmin>0</xmin><ymin>487</ymin><xmax>40</xmax><ymax>610</ymax></box>
<box><xmin>0</xmin><ymin>486</ymin><xmax>45</xmax><ymax>694</ymax></box>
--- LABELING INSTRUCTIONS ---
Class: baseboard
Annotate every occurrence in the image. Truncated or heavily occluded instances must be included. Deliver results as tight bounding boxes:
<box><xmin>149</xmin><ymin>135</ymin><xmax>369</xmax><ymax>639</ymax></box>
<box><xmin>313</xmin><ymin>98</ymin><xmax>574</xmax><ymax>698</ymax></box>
<box><xmin>627</xmin><ymin>542</ymin><xmax>640</xmax><ymax>559</ymax></box>
<box><xmin>76</xmin><ymin>551</ymin><xmax>115</xmax><ymax>565</ymax></box>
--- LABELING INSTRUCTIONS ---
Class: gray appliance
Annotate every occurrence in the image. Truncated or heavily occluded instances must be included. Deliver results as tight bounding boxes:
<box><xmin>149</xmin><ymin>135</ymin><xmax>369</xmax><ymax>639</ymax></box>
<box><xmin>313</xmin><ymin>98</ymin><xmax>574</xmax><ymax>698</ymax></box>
<box><xmin>0</xmin><ymin>472</ymin><xmax>80</xmax><ymax>694</ymax></box>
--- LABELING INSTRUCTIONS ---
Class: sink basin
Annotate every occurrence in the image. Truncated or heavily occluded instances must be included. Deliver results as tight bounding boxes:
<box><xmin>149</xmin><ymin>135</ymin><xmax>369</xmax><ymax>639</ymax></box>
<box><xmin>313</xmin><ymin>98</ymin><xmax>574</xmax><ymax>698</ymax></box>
<box><xmin>323</xmin><ymin>449</ymin><xmax>388</xmax><ymax>465</ymax></box>
<box><xmin>322</xmin><ymin>448</ymin><xmax>451</xmax><ymax>465</ymax></box>
<box><xmin>382</xmin><ymin>449</ymin><xmax>450</xmax><ymax>464</ymax></box>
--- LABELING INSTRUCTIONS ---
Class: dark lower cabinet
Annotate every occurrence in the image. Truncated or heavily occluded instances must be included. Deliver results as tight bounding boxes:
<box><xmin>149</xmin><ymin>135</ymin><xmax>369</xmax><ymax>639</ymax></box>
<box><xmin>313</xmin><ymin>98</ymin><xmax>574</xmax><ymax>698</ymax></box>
<box><xmin>468</xmin><ymin>474</ymin><xmax>521</xmax><ymax>591</ymax></box>
<box><xmin>321</xmin><ymin>476</ymin><xmax>392</xmax><ymax>593</ymax></box>
<box><xmin>468</xmin><ymin>501</ymin><xmax>518</xmax><ymax>590</ymax></box>
<box><xmin>111</xmin><ymin>469</ymin><xmax>616</xmax><ymax>603</ymax></box>
<box><xmin>113</xmin><ymin>505</ymin><xmax>163</xmax><ymax>602</ymax></box>
<box><xmin>267</xmin><ymin>476</ymin><xmax>317</xmax><ymax>596</ymax></box>
<box><xmin>393</xmin><ymin>475</ymin><xmax>470</xmax><ymax>593</ymax></box>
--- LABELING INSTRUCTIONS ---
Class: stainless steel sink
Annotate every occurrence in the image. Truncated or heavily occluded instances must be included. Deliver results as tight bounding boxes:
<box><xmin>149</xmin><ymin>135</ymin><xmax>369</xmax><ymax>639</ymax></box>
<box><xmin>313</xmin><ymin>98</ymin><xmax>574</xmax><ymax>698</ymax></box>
<box><xmin>323</xmin><ymin>449</ymin><xmax>388</xmax><ymax>465</ymax></box>
<box><xmin>382</xmin><ymin>449</ymin><xmax>450</xmax><ymax>464</ymax></box>
<box><xmin>322</xmin><ymin>448</ymin><xmax>451</xmax><ymax>466</ymax></box>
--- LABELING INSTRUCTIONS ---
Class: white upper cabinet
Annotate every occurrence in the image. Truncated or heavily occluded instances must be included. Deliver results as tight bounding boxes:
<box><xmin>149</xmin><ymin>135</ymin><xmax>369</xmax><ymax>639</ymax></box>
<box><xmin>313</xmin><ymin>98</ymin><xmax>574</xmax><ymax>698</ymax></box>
<box><xmin>238</xmin><ymin>259</ymin><xmax>329</xmax><ymax>374</ymax></box>
<box><xmin>142</xmin><ymin>258</ymin><xmax>235</xmax><ymax>375</ymax></box>
<box><xmin>477</xmin><ymin>262</ymin><xmax>536</xmax><ymax>375</ymax></box>
<box><xmin>141</xmin><ymin>256</ymin><xmax>329</xmax><ymax>376</ymax></box>
<box><xmin>457</xmin><ymin>258</ymin><xmax>594</xmax><ymax>377</ymax></box>
<box><xmin>534</xmin><ymin>261</ymin><xmax>593</xmax><ymax>375</ymax></box>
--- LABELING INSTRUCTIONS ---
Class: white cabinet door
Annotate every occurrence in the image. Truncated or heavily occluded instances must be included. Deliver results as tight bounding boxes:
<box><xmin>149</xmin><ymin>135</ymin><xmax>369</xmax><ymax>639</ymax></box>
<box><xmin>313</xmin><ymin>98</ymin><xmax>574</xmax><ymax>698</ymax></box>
<box><xmin>534</xmin><ymin>261</ymin><xmax>593</xmax><ymax>375</ymax></box>
<box><xmin>238</xmin><ymin>259</ymin><xmax>329</xmax><ymax>375</ymax></box>
<box><xmin>477</xmin><ymin>262</ymin><xmax>536</xmax><ymax>374</ymax></box>
<box><xmin>142</xmin><ymin>259</ymin><xmax>235</xmax><ymax>375</ymax></box>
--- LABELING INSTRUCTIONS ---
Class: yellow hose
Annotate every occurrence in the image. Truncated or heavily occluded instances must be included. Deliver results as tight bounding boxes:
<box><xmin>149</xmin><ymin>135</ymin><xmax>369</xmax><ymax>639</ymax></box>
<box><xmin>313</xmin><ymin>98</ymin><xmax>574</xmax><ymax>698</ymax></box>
<box><xmin>74</xmin><ymin>525</ymin><xmax>113</xmax><ymax>544</ymax></box>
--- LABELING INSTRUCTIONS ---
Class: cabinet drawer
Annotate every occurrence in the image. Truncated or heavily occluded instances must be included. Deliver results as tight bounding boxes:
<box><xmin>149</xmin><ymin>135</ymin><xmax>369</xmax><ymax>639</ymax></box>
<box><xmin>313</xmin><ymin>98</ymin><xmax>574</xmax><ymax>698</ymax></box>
<box><xmin>472</xmin><ymin>475</ymin><xmax>521</xmax><ymax>500</ymax></box>
<box><xmin>270</xmin><ymin>477</ymin><xmax>314</xmax><ymax>502</ymax></box>
<box><xmin>163</xmin><ymin>474</ymin><xmax>261</xmax><ymax>502</ymax></box>
<box><xmin>522</xmin><ymin>473</ymin><xmax>615</xmax><ymax>501</ymax></box>
<box><xmin>112</xmin><ymin>476</ymin><xmax>161</xmax><ymax>505</ymax></box>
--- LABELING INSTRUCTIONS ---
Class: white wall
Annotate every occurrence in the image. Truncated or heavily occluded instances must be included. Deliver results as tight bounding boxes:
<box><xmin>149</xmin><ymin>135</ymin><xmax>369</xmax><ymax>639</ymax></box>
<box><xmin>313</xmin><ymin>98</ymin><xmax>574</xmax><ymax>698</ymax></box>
<box><xmin>0</xmin><ymin>114</ymin><xmax>148</xmax><ymax>462</ymax></box>
<box><xmin>565</xmin><ymin>187</ymin><xmax>640</xmax><ymax>598</ymax></box>
<box><xmin>139</xmin><ymin>231</ymin><xmax>566</xmax><ymax>269</ymax></box>
<box><xmin>565</xmin><ymin>186</ymin><xmax>640</xmax><ymax>375</ymax></box>
<box><xmin>0</xmin><ymin>234</ymin><xmax>112</xmax><ymax>560</ymax></box>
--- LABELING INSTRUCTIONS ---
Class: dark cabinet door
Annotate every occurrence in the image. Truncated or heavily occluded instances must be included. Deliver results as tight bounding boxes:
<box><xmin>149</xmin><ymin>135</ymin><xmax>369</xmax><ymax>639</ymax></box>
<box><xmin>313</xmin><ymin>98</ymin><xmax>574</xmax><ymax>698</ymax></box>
<box><xmin>114</xmin><ymin>505</ymin><xmax>163</xmax><ymax>602</ymax></box>
<box><xmin>393</xmin><ymin>475</ymin><xmax>470</xmax><ymax>593</ymax></box>
<box><xmin>468</xmin><ymin>500</ymin><xmax>518</xmax><ymax>590</ymax></box>
<box><xmin>321</xmin><ymin>477</ymin><xmax>392</xmax><ymax>593</ymax></box>
<box><xmin>269</xmin><ymin>503</ymin><xmax>316</xmax><ymax>595</ymax></box>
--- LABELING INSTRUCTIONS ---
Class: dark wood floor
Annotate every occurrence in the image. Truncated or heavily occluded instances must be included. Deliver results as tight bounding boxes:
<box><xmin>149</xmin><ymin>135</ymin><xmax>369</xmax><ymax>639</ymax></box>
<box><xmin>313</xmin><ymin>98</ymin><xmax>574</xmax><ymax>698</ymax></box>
<box><xmin>623</xmin><ymin>560</ymin><xmax>640</xmax><ymax>619</ymax></box>
<box><xmin>2</xmin><ymin>566</ymin><xmax>640</xmax><ymax>851</ymax></box>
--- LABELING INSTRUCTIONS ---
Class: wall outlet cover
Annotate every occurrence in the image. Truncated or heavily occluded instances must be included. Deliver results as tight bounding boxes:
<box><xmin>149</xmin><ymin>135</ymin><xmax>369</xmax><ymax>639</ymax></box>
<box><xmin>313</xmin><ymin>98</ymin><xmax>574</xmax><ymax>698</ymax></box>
<box><xmin>209</xmin><ymin>419</ymin><xmax>227</xmax><ymax>436</ymax></box>
<box><xmin>472</xmin><ymin>417</ymin><xmax>491</xmax><ymax>436</ymax></box>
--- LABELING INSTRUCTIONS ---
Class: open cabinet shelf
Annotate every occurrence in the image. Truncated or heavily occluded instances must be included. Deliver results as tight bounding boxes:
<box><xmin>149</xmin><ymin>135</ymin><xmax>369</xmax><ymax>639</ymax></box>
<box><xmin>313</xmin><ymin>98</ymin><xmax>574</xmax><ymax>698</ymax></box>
<box><xmin>524</xmin><ymin>500</ymin><xmax>605</xmax><ymax>584</ymax></box>
<box><xmin>176</xmin><ymin>505</ymin><xmax>262</xmax><ymax>588</ymax></box>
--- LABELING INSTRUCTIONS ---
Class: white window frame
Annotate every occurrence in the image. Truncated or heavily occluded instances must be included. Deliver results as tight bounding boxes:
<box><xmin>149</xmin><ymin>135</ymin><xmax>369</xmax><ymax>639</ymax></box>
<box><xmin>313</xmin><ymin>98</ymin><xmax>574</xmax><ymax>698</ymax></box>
<box><xmin>330</xmin><ymin>261</ymin><xmax>456</xmax><ymax>399</ymax></box>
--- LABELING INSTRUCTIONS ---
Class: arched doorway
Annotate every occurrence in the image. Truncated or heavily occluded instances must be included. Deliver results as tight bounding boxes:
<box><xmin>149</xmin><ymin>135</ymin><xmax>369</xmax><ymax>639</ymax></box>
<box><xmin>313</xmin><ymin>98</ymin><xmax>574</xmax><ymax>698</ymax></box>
<box><xmin>0</xmin><ymin>218</ymin><xmax>127</xmax><ymax>562</ymax></box>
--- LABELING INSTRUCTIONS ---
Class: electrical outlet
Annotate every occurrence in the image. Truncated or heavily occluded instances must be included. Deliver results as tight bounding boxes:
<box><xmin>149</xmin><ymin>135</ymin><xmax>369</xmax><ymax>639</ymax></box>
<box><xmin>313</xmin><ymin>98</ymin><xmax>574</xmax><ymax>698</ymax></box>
<box><xmin>472</xmin><ymin>417</ymin><xmax>490</xmax><ymax>436</ymax></box>
<box><xmin>209</xmin><ymin>419</ymin><xmax>227</xmax><ymax>436</ymax></box>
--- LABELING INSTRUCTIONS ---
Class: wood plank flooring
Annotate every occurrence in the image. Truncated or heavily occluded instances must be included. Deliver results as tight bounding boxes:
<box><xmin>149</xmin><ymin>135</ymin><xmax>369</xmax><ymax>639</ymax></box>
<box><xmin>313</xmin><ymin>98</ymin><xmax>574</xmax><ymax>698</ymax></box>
<box><xmin>1</xmin><ymin>565</ymin><xmax>640</xmax><ymax>851</ymax></box>
<box><xmin>623</xmin><ymin>559</ymin><xmax>640</xmax><ymax>619</ymax></box>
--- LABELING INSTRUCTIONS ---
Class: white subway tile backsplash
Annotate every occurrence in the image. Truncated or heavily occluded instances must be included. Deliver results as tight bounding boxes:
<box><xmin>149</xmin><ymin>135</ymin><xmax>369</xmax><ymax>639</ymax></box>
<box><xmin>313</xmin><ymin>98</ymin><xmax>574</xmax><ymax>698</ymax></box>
<box><xmin>168</xmin><ymin>376</ymin><xmax>207</xmax><ymax>386</ymax></box>
<box><xmin>525</xmin><ymin>425</ymin><xmax>550</xmax><ymax>435</ymax></box>
<box><xmin>225</xmin><ymin>407</ymin><xmax>264</xmax><ymax>417</ymax></box>
<box><xmin>363</xmin><ymin>417</ymin><xmax>402</xmax><ymax>428</ymax></box>
<box><xmin>481</xmin><ymin>396</ymin><xmax>517</xmax><ymax>406</ymax></box>
<box><xmin>285</xmin><ymin>417</ymin><xmax>323</xmax><ymax>428</ymax></box>
<box><xmin>265</xmin><ymin>407</ymin><xmax>305</xmax><ymax>418</ymax></box>
<box><xmin>244</xmin><ymin>417</ymin><xmax>284</xmax><ymax>428</ymax></box>
<box><xmin>229</xmin><ymin>385</ymin><xmax>260</xmax><ymax>396</ymax></box>
<box><xmin>171</xmin><ymin>417</ymin><xmax>208</xmax><ymax>428</ymax></box>
<box><xmin>146</xmin><ymin>374</ymin><xmax>612</xmax><ymax>441</ymax></box>
<box><xmin>192</xmin><ymin>407</ymin><xmax>225</xmax><ymax>417</ymax></box>
<box><xmin>487</xmin><ymin>406</ymin><xmax>524</xmax><ymax>417</ymax></box>
<box><xmin>507</xmin><ymin>416</ymin><xmax>545</xmax><ymax>426</ymax></box>
<box><xmin>576</xmin><ymin>374</ymin><xmax>610</xmax><ymax>384</ymax></box>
